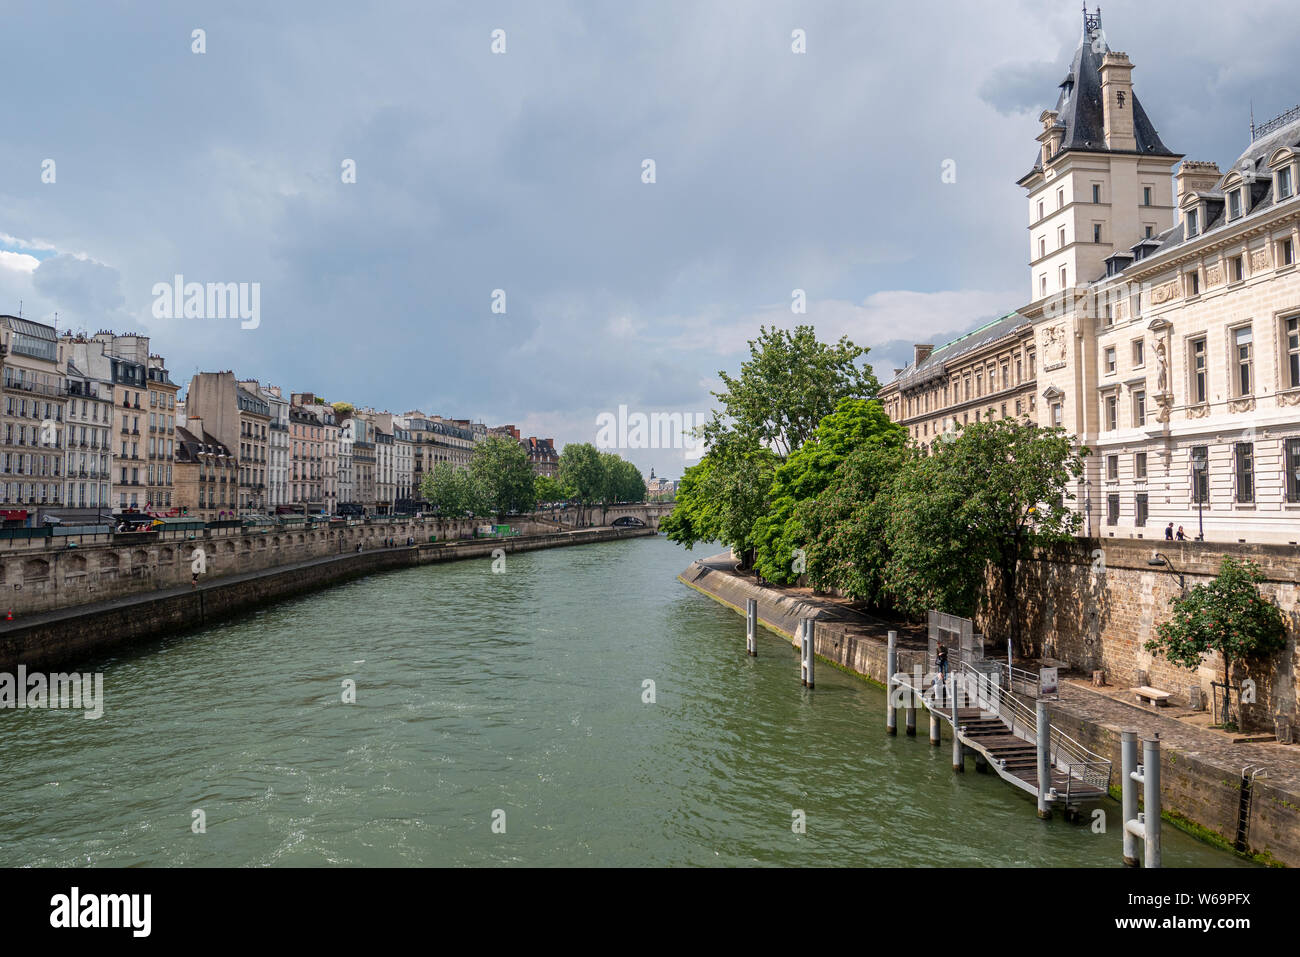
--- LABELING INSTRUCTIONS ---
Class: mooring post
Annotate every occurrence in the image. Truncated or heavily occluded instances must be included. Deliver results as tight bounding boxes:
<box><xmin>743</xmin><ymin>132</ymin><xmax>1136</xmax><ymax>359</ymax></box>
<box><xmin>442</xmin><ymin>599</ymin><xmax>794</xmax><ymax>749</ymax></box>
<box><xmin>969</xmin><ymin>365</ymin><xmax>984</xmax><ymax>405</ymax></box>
<box><xmin>886</xmin><ymin>630</ymin><xmax>898</xmax><ymax>736</ymax></box>
<box><xmin>929</xmin><ymin>709</ymin><xmax>940</xmax><ymax>746</ymax></box>
<box><xmin>1035</xmin><ymin>696</ymin><xmax>1051</xmax><ymax>819</ymax></box>
<box><xmin>745</xmin><ymin>597</ymin><xmax>758</xmax><ymax>657</ymax></box>
<box><xmin>1121</xmin><ymin>730</ymin><xmax>1139</xmax><ymax>867</ymax></box>
<box><xmin>951</xmin><ymin>671</ymin><xmax>963</xmax><ymax>772</ymax></box>
<box><xmin>800</xmin><ymin>618</ymin><xmax>815</xmax><ymax>689</ymax></box>
<box><xmin>1143</xmin><ymin>734</ymin><xmax>1162</xmax><ymax>868</ymax></box>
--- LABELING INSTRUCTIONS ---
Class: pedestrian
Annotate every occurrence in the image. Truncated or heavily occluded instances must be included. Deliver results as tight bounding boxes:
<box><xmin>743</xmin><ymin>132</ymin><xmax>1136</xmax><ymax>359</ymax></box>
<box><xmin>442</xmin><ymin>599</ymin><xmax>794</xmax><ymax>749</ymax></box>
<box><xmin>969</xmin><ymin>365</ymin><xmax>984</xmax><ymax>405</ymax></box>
<box><xmin>1176</xmin><ymin>525</ymin><xmax>1186</xmax><ymax>541</ymax></box>
<box><xmin>1165</xmin><ymin>522</ymin><xmax>1174</xmax><ymax>541</ymax></box>
<box><xmin>191</xmin><ymin>572</ymin><xmax>198</xmax><ymax>589</ymax></box>
<box><xmin>935</xmin><ymin>642</ymin><xmax>950</xmax><ymax>704</ymax></box>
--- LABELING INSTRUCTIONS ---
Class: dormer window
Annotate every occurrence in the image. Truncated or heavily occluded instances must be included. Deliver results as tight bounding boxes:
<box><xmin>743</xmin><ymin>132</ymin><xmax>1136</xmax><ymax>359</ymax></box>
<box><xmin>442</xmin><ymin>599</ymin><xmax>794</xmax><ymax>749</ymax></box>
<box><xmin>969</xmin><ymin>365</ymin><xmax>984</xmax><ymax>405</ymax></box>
<box><xmin>1186</xmin><ymin>208</ymin><xmax>1199</xmax><ymax>237</ymax></box>
<box><xmin>1280</xmin><ymin>166</ymin><xmax>1294</xmax><ymax>200</ymax></box>
<box><xmin>1229</xmin><ymin>189</ymin><xmax>1242</xmax><ymax>220</ymax></box>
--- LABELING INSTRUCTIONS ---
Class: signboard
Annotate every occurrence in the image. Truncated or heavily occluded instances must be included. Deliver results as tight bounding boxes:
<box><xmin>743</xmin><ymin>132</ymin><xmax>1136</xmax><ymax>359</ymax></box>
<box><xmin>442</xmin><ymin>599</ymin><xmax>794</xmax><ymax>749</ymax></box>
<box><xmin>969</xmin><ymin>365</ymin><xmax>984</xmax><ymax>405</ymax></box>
<box><xmin>1039</xmin><ymin>667</ymin><xmax>1059</xmax><ymax>698</ymax></box>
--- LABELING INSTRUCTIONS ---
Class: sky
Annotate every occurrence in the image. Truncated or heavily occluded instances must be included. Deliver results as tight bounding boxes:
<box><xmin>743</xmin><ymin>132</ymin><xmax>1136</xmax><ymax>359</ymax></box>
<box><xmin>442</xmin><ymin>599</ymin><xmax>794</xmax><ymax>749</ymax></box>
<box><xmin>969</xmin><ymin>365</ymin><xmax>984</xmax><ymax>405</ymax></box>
<box><xmin>1</xmin><ymin>0</ymin><xmax>1297</xmax><ymax>478</ymax></box>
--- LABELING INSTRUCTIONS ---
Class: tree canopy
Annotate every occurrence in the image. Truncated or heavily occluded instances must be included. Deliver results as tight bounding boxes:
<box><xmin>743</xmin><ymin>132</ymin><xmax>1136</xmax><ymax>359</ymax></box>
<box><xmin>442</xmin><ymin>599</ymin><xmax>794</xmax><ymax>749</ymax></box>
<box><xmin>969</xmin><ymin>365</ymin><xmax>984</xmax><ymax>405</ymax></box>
<box><xmin>470</xmin><ymin>435</ymin><xmax>538</xmax><ymax>516</ymax></box>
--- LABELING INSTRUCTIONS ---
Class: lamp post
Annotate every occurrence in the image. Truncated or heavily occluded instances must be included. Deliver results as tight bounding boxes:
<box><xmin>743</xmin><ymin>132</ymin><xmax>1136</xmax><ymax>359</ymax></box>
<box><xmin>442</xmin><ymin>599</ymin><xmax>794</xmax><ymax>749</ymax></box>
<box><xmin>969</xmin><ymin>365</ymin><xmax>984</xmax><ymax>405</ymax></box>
<box><xmin>1192</xmin><ymin>457</ymin><xmax>1207</xmax><ymax>541</ymax></box>
<box><xmin>1146</xmin><ymin>552</ymin><xmax>1186</xmax><ymax>594</ymax></box>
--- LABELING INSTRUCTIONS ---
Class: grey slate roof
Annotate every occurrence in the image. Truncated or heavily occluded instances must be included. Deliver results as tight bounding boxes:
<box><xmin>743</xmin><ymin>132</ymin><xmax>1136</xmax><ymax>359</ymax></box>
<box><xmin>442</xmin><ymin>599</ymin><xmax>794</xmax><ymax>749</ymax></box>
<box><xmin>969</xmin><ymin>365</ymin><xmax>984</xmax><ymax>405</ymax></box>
<box><xmin>887</xmin><ymin>311</ymin><xmax>1028</xmax><ymax>389</ymax></box>
<box><xmin>1022</xmin><ymin>14</ymin><xmax>1177</xmax><ymax>181</ymax></box>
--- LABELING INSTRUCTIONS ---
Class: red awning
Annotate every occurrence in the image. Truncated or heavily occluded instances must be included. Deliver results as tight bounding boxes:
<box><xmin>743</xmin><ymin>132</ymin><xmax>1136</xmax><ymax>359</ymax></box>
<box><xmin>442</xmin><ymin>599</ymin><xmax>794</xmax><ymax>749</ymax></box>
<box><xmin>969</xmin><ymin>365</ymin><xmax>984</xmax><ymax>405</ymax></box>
<box><xmin>0</xmin><ymin>509</ymin><xmax>28</xmax><ymax>520</ymax></box>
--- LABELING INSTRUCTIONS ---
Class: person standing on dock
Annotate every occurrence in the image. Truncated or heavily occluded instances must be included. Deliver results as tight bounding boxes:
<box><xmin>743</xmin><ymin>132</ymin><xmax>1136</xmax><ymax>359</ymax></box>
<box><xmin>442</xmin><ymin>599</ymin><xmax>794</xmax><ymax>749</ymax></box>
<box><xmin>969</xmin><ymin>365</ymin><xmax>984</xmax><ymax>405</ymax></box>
<box><xmin>935</xmin><ymin>642</ymin><xmax>950</xmax><ymax>704</ymax></box>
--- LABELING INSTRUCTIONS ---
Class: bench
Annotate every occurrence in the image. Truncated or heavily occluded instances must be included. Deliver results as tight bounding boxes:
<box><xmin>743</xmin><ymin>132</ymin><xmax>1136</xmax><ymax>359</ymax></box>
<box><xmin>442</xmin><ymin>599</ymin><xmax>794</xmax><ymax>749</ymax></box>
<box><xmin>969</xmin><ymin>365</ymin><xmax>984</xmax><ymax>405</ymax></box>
<box><xmin>1134</xmin><ymin>686</ymin><xmax>1171</xmax><ymax>708</ymax></box>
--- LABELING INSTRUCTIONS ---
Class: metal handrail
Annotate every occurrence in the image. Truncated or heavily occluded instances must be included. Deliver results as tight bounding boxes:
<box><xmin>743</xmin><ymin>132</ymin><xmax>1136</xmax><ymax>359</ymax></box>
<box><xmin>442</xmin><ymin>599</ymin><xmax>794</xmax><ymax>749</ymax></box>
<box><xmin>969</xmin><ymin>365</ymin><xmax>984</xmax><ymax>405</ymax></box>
<box><xmin>957</xmin><ymin>661</ymin><xmax>1112</xmax><ymax>794</ymax></box>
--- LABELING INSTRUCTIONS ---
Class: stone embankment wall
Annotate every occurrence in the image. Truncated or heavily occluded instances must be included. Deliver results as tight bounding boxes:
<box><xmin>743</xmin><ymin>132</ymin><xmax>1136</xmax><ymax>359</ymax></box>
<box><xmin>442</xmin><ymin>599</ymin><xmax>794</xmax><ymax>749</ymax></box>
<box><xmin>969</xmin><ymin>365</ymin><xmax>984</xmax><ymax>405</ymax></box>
<box><xmin>0</xmin><ymin>505</ymin><xmax>669</xmax><ymax>619</ymax></box>
<box><xmin>979</xmin><ymin>539</ymin><xmax>1299</xmax><ymax>729</ymax></box>
<box><xmin>0</xmin><ymin>526</ymin><xmax>654</xmax><ymax>672</ymax></box>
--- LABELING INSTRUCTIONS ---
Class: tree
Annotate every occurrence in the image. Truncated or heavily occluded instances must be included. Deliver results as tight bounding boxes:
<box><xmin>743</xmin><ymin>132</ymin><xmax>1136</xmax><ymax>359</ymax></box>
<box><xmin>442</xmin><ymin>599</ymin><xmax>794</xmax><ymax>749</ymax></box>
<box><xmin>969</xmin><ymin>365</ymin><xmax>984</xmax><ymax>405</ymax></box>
<box><xmin>1145</xmin><ymin>557</ymin><xmax>1286</xmax><ymax>726</ymax></box>
<box><xmin>885</xmin><ymin>419</ymin><xmax>1086</xmax><ymax>651</ymax></box>
<box><xmin>471</xmin><ymin>435</ymin><xmax>537</xmax><ymax>517</ymax></box>
<box><xmin>419</xmin><ymin>461</ymin><xmax>489</xmax><ymax>517</ymax></box>
<box><xmin>534</xmin><ymin>475</ymin><xmax>573</xmax><ymax>504</ymax></box>
<box><xmin>699</xmin><ymin>325</ymin><xmax>880</xmax><ymax>460</ymax></box>
<box><xmin>798</xmin><ymin>442</ymin><xmax>911</xmax><ymax>606</ymax></box>
<box><xmin>750</xmin><ymin>398</ymin><xmax>906</xmax><ymax>583</ymax></box>
<box><xmin>660</xmin><ymin>433</ymin><xmax>777</xmax><ymax>560</ymax></box>
<box><xmin>558</xmin><ymin>442</ymin><xmax>604</xmax><ymax>524</ymax></box>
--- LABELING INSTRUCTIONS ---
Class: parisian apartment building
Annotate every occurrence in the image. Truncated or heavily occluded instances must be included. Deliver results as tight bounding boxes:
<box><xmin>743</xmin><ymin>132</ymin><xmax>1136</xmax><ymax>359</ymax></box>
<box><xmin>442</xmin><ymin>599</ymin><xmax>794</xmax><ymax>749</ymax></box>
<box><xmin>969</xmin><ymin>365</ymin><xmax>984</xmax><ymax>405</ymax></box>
<box><xmin>881</xmin><ymin>9</ymin><xmax>1300</xmax><ymax>545</ymax></box>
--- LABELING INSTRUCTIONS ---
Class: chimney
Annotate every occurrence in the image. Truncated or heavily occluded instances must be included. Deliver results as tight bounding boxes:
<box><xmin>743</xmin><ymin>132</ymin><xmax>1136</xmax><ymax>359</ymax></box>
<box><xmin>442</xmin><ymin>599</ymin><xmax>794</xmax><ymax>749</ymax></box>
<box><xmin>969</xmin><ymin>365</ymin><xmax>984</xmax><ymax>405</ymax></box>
<box><xmin>1175</xmin><ymin>160</ymin><xmax>1222</xmax><ymax>224</ymax></box>
<box><xmin>913</xmin><ymin>344</ymin><xmax>934</xmax><ymax>366</ymax></box>
<box><xmin>1098</xmin><ymin>52</ymin><xmax>1136</xmax><ymax>151</ymax></box>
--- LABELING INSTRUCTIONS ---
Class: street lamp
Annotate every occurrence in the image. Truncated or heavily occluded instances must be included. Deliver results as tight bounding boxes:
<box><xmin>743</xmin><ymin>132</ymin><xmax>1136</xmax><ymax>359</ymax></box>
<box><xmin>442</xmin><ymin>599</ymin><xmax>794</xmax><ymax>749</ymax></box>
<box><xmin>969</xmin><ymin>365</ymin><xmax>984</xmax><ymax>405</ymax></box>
<box><xmin>1192</xmin><ymin>457</ymin><xmax>1207</xmax><ymax>541</ymax></box>
<box><xmin>1147</xmin><ymin>552</ymin><xmax>1186</xmax><ymax>593</ymax></box>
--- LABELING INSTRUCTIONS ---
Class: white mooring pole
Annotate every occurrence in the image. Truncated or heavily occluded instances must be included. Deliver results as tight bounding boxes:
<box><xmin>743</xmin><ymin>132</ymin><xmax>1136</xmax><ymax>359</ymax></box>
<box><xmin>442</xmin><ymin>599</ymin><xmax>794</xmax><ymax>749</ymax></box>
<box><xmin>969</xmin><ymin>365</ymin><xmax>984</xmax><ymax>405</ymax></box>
<box><xmin>1035</xmin><ymin>696</ymin><xmax>1051</xmax><ymax>819</ymax></box>
<box><xmin>1123</xmin><ymin>731</ymin><xmax>1162</xmax><ymax>867</ymax></box>
<box><xmin>1121</xmin><ymin>730</ymin><xmax>1139</xmax><ymax>867</ymax></box>
<box><xmin>800</xmin><ymin>618</ymin><xmax>815</xmax><ymax>689</ymax></box>
<box><xmin>745</xmin><ymin>597</ymin><xmax>758</xmax><ymax>657</ymax></box>
<box><xmin>886</xmin><ymin>630</ymin><xmax>898</xmax><ymax>736</ymax></box>
<box><xmin>951</xmin><ymin>670</ymin><xmax>962</xmax><ymax>772</ymax></box>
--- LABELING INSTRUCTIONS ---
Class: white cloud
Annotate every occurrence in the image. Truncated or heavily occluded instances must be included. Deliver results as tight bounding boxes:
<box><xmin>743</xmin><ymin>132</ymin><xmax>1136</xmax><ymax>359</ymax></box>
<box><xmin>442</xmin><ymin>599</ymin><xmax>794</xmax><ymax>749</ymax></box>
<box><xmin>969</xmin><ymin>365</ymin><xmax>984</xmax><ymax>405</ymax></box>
<box><xmin>0</xmin><ymin>251</ymin><xmax>40</xmax><ymax>273</ymax></box>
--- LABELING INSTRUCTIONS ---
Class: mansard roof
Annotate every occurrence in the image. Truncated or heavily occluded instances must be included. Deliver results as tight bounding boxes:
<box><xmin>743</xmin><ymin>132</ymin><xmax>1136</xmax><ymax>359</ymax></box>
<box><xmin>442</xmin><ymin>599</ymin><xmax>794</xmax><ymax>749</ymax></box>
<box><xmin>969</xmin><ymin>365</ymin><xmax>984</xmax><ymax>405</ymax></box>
<box><xmin>887</xmin><ymin>311</ymin><xmax>1029</xmax><ymax>390</ymax></box>
<box><xmin>1020</xmin><ymin>13</ymin><xmax>1177</xmax><ymax>182</ymax></box>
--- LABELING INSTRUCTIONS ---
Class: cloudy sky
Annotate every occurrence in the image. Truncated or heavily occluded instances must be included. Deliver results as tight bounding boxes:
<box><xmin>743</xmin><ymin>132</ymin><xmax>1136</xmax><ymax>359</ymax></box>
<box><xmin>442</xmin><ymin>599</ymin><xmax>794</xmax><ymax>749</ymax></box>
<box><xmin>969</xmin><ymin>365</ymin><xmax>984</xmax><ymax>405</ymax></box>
<box><xmin>1</xmin><ymin>1</ymin><xmax>1296</xmax><ymax>477</ymax></box>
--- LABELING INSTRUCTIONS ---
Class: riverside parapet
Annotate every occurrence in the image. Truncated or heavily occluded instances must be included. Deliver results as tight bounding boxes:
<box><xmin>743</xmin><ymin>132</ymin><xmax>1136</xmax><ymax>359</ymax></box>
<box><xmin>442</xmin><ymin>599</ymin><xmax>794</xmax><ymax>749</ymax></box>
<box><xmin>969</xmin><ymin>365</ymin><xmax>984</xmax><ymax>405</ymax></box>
<box><xmin>0</xmin><ymin>526</ymin><xmax>653</xmax><ymax>672</ymax></box>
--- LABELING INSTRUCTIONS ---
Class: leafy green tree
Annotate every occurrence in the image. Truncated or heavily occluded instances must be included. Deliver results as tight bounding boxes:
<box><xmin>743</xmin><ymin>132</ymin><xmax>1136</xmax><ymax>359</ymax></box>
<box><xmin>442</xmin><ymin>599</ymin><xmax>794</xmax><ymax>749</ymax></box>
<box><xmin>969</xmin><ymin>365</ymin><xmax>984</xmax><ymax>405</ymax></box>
<box><xmin>699</xmin><ymin>325</ymin><xmax>880</xmax><ymax>460</ymax></box>
<box><xmin>419</xmin><ymin>461</ymin><xmax>489</xmax><ymax>517</ymax></box>
<box><xmin>534</xmin><ymin>475</ymin><xmax>573</xmax><ymax>504</ymax></box>
<box><xmin>798</xmin><ymin>442</ymin><xmax>912</xmax><ymax>606</ymax></box>
<box><xmin>750</xmin><ymin>398</ymin><xmax>905</xmax><ymax>583</ymax></box>
<box><xmin>885</xmin><ymin>419</ymin><xmax>1086</xmax><ymax>649</ymax></box>
<box><xmin>1145</xmin><ymin>557</ymin><xmax>1286</xmax><ymax>724</ymax></box>
<box><xmin>660</xmin><ymin>433</ymin><xmax>777</xmax><ymax>561</ymax></box>
<box><xmin>471</xmin><ymin>435</ymin><xmax>537</xmax><ymax>516</ymax></box>
<box><xmin>558</xmin><ymin>442</ymin><xmax>604</xmax><ymax>524</ymax></box>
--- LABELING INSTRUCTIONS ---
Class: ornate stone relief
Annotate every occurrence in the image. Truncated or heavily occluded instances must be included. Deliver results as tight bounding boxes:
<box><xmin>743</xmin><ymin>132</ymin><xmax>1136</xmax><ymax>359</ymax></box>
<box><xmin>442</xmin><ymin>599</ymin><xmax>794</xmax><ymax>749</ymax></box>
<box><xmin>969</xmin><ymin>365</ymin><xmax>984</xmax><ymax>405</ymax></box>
<box><xmin>1278</xmin><ymin>390</ymin><xmax>1300</xmax><ymax>407</ymax></box>
<box><xmin>1251</xmin><ymin>248</ymin><xmax>1270</xmax><ymax>271</ymax></box>
<box><xmin>1185</xmin><ymin>404</ymin><xmax>1211</xmax><ymax>419</ymax></box>
<box><xmin>1150</xmin><ymin>280</ymin><xmax>1181</xmax><ymax>305</ymax></box>
<box><xmin>1042</xmin><ymin>323</ymin><xmax>1068</xmax><ymax>370</ymax></box>
<box><xmin>1228</xmin><ymin>396</ymin><xmax>1256</xmax><ymax>414</ymax></box>
<box><xmin>1205</xmin><ymin>263</ymin><xmax>1224</xmax><ymax>287</ymax></box>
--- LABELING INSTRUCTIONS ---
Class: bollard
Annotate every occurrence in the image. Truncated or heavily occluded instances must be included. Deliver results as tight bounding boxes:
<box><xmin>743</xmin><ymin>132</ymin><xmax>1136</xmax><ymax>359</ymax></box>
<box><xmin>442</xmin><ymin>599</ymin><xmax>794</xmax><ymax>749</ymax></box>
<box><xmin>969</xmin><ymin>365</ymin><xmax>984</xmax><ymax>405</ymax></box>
<box><xmin>886</xmin><ymin>631</ymin><xmax>898</xmax><ymax>736</ymax></box>
<box><xmin>1121</xmin><ymin>730</ymin><xmax>1139</xmax><ymax>867</ymax></box>
<box><xmin>1142</xmin><ymin>735</ymin><xmax>1162</xmax><ymax>868</ymax></box>
<box><xmin>1035</xmin><ymin>697</ymin><xmax>1051</xmax><ymax>819</ymax></box>
<box><xmin>929</xmin><ymin>709</ymin><xmax>940</xmax><ymax>746</ymax></box>
<box><xmin>800</xmin><ymin>618</ymin><xmax>815</xmax><ymax>689</ymax></box>
<box><xmin>745</xmin><ymin>598</ymin><xmax>758</xmax><ymax>657</ymax></box>
<box><xmin>905</xmin><ymin>699</ymin><xmax>916</xmax><ymax>737</ymax></box>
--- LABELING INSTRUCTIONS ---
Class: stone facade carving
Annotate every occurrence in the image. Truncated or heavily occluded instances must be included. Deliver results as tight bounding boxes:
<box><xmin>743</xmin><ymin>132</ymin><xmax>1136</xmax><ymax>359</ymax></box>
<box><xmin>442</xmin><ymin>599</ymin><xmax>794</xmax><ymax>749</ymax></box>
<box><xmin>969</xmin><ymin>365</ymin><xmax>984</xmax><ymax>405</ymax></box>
<box><xmin>1205</xmin><ymin>263</ymin><xmax>1224</xmax><ymax>287</ymax></box>
<box><xmin>1042</xmin><ymin>324</ymin><xmax>1068</xmax><ymax>370</ymax></box>
<box><xmin>1278</xmin><ymin>390</ymin><xmax>1300</xmax><ymax>407</ymax></box>
<box><xmin>1228</xmin><ymin>396</ymin><xmax>1257</xmax><ymax>414</ymax></box>
<box><xmin>1252</xmin><ymin>248</ymin><xmax>1271</xmax><ymax>271</ymax></box>
<box><xmin>1151</xmin><ymin>280</ymin><xmax>1181</xmax><ymax>305</ymax></box>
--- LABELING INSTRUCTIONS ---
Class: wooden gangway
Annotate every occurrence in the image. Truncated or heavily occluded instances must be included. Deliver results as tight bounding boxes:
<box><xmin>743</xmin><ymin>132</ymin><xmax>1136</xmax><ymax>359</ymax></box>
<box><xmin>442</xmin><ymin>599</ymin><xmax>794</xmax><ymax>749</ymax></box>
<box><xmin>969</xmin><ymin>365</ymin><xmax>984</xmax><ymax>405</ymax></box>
<box><xmin>895</xmin><ymin>660</ymin><xmax>1111</xmax><ymax>808</ymax></box>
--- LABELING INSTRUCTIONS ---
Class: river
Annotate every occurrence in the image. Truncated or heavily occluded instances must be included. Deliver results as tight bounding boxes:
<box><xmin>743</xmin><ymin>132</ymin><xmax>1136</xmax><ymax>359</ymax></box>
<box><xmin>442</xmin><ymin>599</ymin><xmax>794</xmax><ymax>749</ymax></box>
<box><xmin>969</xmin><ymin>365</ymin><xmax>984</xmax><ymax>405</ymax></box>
<box><xmin>0</xmin><ymin>535</ymin><xmax>1248</xmax><ymax>866</ymax></box>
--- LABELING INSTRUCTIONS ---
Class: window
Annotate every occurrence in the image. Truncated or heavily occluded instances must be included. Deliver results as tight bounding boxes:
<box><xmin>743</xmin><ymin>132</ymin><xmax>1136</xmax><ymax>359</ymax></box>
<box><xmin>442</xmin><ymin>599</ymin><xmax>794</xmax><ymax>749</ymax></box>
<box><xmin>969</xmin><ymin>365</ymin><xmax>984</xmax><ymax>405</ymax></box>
<box><xmin>1132</xmin><ymin>339</ymin><xmax>1144</xmax><ymax>367</ymax></box>
<box><xmin>1040</xmin><ymin>275</ymin><xmax>1047</xmax><ymax>297</ymax></box>
<box><xmin>1093</xmin><ymin>223</ymin><xmax>1102</xmax><ymax>243</ymax></box>
<box><xmin>1143</xmin><ymin>186</ymin><xmax>1152</xmax><ymax>206</ymax></box>
<box><xmin>1037</xmin><ymin>200</ymin><xmax>1044</xmax><ymax>220</ymax></box>
<box><xmin>1092</xmin><ymin>184</ymin><xmax>1101</xmax><ymax>204</ymax></box>
<box><xmin>1135</xmin><ymin>493</ymin><xmax>1148</xmax><ymax>527</ymax></box>
<box><xmin>1234</xmin><ymin>326</ymin><xmax>1253</xmax><ymax>395</ymax></box>
<box><xmin>1229</xmin><ymin>189</ymin><xmax>1242</xmax><ymax>220</ymax></box>
<box><xmin>1057</xmin><ymin>187</ymin><xmax>1064</xmax><ymax>209</ymax></box>
<box><xmin>1188</xmin><ymin>271</ymin><xmax>1200</xmax><ymax>296</ymax></box>
<box><xmin>1287</xmin><ymin>438</ymin><xmax>1300</xmax><ymax>503</ymax></box>
<box><xmin>1231</xmin><ymin>255</ymin><xmax>1244</xmax><ymax>282</ymax></box>
<box><xmin>1187</xmin><ymin>209</ymin><xmax>1199</xmax><ymax>237</ymax></box>
<box><xmin>1050</xmin><ymin>402</ymin><xmax>1062</xmax><ymax>427</ymax></box>
<box><xmin>1145</xmin><ymin>224</ymin><xmax>1154</xmax><ymax>238</ymax></box>
<box><xmin>1059</xmin><ymin>265</ymin><xmax>1067</xmax><ymax>288</ymax></box>
<box><xmin>1106</xmin><ymin>494</ymin><xmax>1120</xmax><ymax>526</ymax></box>
<box><xmin>1191</xmin><ymin>337</ymin><xmax>1207</xmax><ymax>403</ymax></box>
<box><xmin>1133</xmin><ymin>390</ymin><xmax>1146</xmax><ymax>426</ymax></box>
<box><xmin>1135</xmin><ymin>452</ymin><xmax>1147</xmax><ymax>479</ymax></box>
<box><xmin>1286</xmin><ymin>317</ymin><xmax>1300</xmax><ymax>389</ymax></box>
<box><xmin>1058</xmin><ymin>226</ymin><xmax>1066</xmax><ymax>248</ymax></box>
<box><xmin>1105</xmin><ymin>346</ymin><xmax>1117</xmax><ymax>374</ymax></box>
<box><xmin>1027</xmin><ymin>351</ymin><xmax>1035</xmax><ymax>377</ymax></box>
<box><xmin>1279</xmin><ymin>166</ymin><xmax>1293</xmax><ymax>200</ymax></box>
<box><xmin>1039</xmin><ymin>237</ymin><xmax>1046</xmax><ymax>258</ymax></box>
<box><xmin>1190</xmin><ymin>446</ymin><xmax>1209</xmax><ymax>504</ymax></box>
<box><xmin>1282</xmin><ymin>238</ymin><xmax>1295</xmax><ymax>266</ymax></box>
<box><xmin>1235</xmin><ymin>443</ymin><xmax>1255</xmax><ymax>503</ymax></box>
<box><xmin>1104</xmin><ymin>394</ymin><xmax>1118</xmax><ymax>430</ymax></box>
<box><xmin>1106</xmin><ymin>455</ymin><xmax>1119</xmax><ymax>480</ymax></box>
